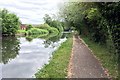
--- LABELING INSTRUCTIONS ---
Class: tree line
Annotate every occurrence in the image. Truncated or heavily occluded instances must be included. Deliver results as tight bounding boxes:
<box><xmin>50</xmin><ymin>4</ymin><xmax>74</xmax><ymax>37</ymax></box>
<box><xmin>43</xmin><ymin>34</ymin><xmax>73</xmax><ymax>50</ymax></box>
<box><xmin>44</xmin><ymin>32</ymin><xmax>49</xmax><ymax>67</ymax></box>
<box><xmin>0</xmin><ymin>9</ymin><xmax>64</xmax><ymax>36</ymax></box>
<box><xmin>59</xmin><ymin>2</ymin><xmax>119</xmax><ymax>59</ymax></box>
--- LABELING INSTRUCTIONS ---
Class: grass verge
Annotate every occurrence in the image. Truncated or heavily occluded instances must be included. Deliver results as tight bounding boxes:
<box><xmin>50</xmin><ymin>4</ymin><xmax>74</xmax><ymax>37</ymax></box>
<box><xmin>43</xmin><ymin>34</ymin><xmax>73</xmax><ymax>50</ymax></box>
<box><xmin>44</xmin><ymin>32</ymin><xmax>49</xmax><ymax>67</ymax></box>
<box><xmin>81</xmin><ymin>36</ymin><xmax>118</xmax><ymax>78</ymax></box>
<box><xmin>35</xmin><ymin>38</ymin><xmax>73</xmax><ymax>78</ymax></box>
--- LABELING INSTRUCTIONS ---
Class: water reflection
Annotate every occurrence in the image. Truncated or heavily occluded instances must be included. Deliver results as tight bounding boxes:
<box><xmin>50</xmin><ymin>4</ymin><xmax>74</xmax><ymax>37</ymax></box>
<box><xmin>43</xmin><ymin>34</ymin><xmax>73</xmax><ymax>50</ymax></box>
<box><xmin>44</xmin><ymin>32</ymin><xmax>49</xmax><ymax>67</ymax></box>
<box><xmin>1</xmin><ymin>33</ymin><xmax>70</xmax><ymax>78</ymax></box>
<box><xmin>25</xmin><ymin>33</ymin><xmax>71</xmax><ymax>48</ymax></box>
<box><xmin>25</xmin><ymin>33</ymin><xmax>63</xmax><ymax>48</ymax></box>
<box><xmin>43</xmin><ymin>33</ymin><xmax>63</xmax><ymax>48</ymax></box>
<box><xmin>2</xmin><ymin>37</ymin><xmax>20</xmax><ymax>64</ymax></box>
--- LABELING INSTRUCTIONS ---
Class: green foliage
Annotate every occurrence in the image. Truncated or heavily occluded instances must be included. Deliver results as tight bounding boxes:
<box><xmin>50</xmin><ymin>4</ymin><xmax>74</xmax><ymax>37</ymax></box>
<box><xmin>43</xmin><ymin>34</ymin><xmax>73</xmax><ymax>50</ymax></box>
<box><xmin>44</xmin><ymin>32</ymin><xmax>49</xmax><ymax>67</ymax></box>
<box><xmin>43</xmin><ymin>14</ymin><xmax>52</xmax><ymax>25</ymax></box>
<box><xmin>36</xmin><ymin>24</ymin><xmax>59</xmax><ymax>34</ymax></box>
<box><xmin>1</xmin><ymin>9</ymin><xmax>20</xmax><ymax>35</ymax></box>
<box><xmin>27</xmin><ymin>28</ymin><xmax>49</xmax><ymax>35</ymax></box>
<box><xmin>85</xmin><ymin>8</ymin><xmax>100</xmax><ymax>21</ymax></box>
<box><xmin>26</xmin><ymin>24</ymin><xmax>33</xmax><ymax>31</ymax></box>
<box><xmin>60</xmin><ymin>2</ymin><xmax>119</xmax><ymax>52</ymax></box>
<box><xmin>50</xmin><ymin>20</ymin><xmax>64</xmax><ymax>32</ymax></box>
<box><xmin>96</xmin><ymin>2</ymin><xmax>120</xmax><ymax>55</ymax></box>
<box><xmin>43</xmin><ymin>14</ymin><xmax>63</xmax><ymax>32</ymax></box>
<box><xmin>18</xmin><ymin>23</ymin><xmax>59</xmax><ymax>39</ymax></box>
<box><xmin>59</xmin><ymin>2</ymin><xmax>119</xmax><ymax>78</ymax></box>
<box><xmin>35</xmin><ymin>38</ymin><xmax>73</xmax><ymax>78</ymax></box>
<box><xmin>17</xmin><ymin>30</ymin><xmax>27</xmax><ymax>34</ymax></box>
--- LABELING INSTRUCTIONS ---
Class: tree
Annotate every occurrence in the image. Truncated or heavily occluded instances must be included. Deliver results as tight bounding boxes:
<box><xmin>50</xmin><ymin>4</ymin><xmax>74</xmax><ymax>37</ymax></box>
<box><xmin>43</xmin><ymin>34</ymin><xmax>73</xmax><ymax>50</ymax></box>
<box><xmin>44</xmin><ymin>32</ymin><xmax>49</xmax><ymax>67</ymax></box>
<box><xmin>43</xmin><ymin>14</ymin><xmax>52</xmax><ymax>26</ymax></box>
<box><xmin>26</xmin><ymin>24</ymin><xmax>33</xmax><ymax>31</ymax></box>
<box><xmin>1</xmin><ymin>9</ymin><xmax>20</xmax><ymax>35</ymax></box>
<box><xmin>96</xmin><ymin>2</ymin><xmax>120</xmax><ymax>55</ymax></box>
<box><xmin>59</xmin><ymin>2</ymin><xmax>120</xmax><ymax>55</ymax></box>
<box><xmin>43</xmin><ymin>14</ymin><xmax>63</xmax><ymax>32</ymax></box>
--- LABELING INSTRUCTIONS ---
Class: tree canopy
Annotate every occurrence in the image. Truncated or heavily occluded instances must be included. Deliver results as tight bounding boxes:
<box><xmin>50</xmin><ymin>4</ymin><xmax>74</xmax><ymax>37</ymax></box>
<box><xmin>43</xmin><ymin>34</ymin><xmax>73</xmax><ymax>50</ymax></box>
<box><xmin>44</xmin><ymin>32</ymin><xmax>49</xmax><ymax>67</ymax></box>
<box><xmin>1</xmin><ymin>9</ymin><xmax>20</xmax><ymax>35</ymax></box>
<box><xmin>59</xmin><ymin>2</ymin><xmax>120</xmax><ymax>57</ymax></box>
<box><xmin>43</xmin><ymin>14</ymin><xmax>63</xmax><ymax>32</ymax></box>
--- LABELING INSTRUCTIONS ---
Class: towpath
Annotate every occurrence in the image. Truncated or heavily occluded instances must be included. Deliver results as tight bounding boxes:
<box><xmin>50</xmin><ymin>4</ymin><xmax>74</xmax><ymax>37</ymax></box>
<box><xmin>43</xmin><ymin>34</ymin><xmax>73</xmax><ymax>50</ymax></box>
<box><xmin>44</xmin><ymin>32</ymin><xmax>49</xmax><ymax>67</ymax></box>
<box><xmin>68</xmin><ymin>35</ymin><xmax>108</xmax><ymax>78</ymax></box>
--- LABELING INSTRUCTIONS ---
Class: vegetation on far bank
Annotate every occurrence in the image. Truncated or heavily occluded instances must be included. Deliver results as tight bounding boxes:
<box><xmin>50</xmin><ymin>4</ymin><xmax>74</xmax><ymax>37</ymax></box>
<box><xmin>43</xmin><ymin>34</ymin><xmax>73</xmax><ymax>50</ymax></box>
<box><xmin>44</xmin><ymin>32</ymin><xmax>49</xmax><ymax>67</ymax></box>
<box><xmin>81</xmin><ymin>35</ymin><xmax>118</xmax><ymax>78</ymax></box>
<box><xmin>1</xmin><ymin>9</ymin><xmax>64</xmax><ymax>37</ymax></box>
<box><xmin>35</xmin><ymin>24</ymin><xmax>59</xmax><ymax>35</ymax></box>
<box><xmin>35</xmin><ymin>38</ymin><xmax>73</xmax><ymax>78</ymax></box>
<box><xmin>27</xmin><ymin>28</ymin><xmax>49</xmax><ymax>35</ymax></box>
<box><xmin>17</xmin><ymin>24</ymin><xmax>59</xmax><ymax>39</ymax></box>
<box><xmin>43</xmin><ymin>14</ymin><xmax>64</xmax><ymax>32</ymax></box>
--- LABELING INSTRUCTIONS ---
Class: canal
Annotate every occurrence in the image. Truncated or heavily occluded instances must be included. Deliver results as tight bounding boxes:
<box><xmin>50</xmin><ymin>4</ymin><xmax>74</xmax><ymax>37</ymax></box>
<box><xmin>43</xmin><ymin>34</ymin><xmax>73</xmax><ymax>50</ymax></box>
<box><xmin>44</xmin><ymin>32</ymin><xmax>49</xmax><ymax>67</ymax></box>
<box><xmin>1</xmin><ymin>33</ymin><xmax>70</xmax><ymax>78</ymax></box>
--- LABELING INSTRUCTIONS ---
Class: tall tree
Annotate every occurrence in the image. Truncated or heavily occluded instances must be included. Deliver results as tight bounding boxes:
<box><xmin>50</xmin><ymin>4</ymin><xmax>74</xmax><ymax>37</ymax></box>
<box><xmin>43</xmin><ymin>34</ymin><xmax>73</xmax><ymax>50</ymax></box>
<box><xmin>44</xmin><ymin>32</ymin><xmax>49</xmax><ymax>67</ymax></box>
<box><xmin>43</xmin><ymin>14</ymin><xmax>52</xmax><ymax>26</ymax></box>
<box><xmin>43</xmin><ymin>14</ymin><xmax>63</xmax><ymax>32</ymax></box>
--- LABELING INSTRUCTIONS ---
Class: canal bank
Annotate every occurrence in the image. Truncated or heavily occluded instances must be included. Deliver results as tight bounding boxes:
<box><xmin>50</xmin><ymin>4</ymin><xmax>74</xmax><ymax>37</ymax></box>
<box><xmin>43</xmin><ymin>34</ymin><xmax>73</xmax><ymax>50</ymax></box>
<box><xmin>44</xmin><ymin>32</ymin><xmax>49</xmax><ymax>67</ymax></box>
<box><xmin>35</xmin><ymin>38</ymin><xmax>73</xmax><ymax>78</ymax></box>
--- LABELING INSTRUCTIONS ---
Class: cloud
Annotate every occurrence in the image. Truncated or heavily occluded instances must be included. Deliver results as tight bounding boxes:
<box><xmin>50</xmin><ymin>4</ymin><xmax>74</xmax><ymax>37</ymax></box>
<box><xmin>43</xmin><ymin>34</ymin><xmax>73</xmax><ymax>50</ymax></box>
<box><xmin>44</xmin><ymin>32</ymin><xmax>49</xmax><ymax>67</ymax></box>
<box><xmin>0</xmin><ymin>0</ymin><xmax>65</xmax><ymax>24</ymax></box>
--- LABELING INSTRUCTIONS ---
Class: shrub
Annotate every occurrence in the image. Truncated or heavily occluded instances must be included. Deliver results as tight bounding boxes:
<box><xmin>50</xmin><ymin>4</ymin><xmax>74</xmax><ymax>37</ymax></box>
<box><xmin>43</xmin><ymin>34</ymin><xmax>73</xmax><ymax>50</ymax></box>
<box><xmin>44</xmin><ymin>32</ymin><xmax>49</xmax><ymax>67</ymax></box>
<box><xmin>49</xmin><ymin>20</ymin><xmax>64</xmax><ymax>32</ymax></box>
<box><xmin>27</xmin><ymin>28</ymin><xmax>49</xmax><ymax>35</ymax></box>
<box><xmin>36</xmin><ymin>24</ymin><xmax>59</xmax><ymax>34</ymax></box>
<box><xmin>17</xmin><ymin>30</ymin><xmax>27</xmax><ymax>34</ymax></box>
<box><xmin>26</xmin><ymin>24</ymin><xmax>33</xmax><ymax>31</ymax></box>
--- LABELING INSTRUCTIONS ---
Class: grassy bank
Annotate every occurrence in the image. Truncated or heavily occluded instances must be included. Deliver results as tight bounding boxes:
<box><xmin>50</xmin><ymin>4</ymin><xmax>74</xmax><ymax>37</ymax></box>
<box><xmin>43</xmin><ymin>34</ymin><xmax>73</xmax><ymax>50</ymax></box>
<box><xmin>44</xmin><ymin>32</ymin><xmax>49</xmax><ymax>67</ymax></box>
<box><xmin>81</xmin><ymin>36</ymin><xmax>118</xmax><ymax>78</ymax></box>
<box><xmin>35</xmin><ymin>38</ymin><xmax>73</xmax><ymax>78</ymax></box>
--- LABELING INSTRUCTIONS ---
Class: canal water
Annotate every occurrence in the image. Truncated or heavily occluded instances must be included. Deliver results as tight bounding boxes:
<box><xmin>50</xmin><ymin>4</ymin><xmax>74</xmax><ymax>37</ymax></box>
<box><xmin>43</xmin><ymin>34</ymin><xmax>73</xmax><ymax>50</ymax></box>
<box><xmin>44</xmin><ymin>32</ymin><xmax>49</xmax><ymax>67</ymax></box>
<box><xmin>1</xmin><ymin>33</ymin><xmax>70</xmax><ymax>78</ymax></box>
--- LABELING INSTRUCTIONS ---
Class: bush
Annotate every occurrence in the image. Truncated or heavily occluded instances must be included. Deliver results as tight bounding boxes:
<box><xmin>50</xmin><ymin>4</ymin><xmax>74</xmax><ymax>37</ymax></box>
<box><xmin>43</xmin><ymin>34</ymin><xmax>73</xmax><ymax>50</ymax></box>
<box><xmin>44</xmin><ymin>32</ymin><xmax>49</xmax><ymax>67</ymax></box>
<box><xmin>26</xmin><ymin>24</ymin><xmax>33</xmax><ymax>31</ymax></box>
<box><xmin>27</xmin><ymin>28</ymin><xmax>49</xmax><ymax>35</ymax></box>
<box><xmin>49</xmin><ymin>20</ymin><xmax>64</xmax><ymax>32</ymax></box>
<box><xmin>17</xmin><ymin>30</ymin><xmax>27</xmax><ymax>34</ymax></box>
<box><xmin>36</xmin><ymin>24</ymin><xmax>59</xmax><ymax>34</ymax></box>
<box><xmin>43</xmin><ymin>14</ymin><xmax>64</xmax><ymax>32</ymax></box>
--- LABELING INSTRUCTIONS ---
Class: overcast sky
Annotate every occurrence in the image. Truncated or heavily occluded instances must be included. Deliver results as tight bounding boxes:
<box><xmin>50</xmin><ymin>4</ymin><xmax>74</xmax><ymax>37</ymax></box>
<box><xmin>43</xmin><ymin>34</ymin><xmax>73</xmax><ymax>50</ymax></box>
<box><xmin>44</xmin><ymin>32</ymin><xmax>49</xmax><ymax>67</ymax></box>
<box><xmin>0</xmin><ymin>0</ymin><xmax>65</xmax><ymax>24</ymax></box>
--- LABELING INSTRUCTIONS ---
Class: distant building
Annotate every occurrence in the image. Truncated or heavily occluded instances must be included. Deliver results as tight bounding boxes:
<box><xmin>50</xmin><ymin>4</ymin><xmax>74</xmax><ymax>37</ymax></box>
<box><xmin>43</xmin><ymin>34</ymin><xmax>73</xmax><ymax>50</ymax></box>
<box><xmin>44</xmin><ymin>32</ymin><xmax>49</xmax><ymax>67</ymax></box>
<box><xmin>20</xmin><ymin>24</ymin><xmax>27</xmax><ymax>30</ymax></box>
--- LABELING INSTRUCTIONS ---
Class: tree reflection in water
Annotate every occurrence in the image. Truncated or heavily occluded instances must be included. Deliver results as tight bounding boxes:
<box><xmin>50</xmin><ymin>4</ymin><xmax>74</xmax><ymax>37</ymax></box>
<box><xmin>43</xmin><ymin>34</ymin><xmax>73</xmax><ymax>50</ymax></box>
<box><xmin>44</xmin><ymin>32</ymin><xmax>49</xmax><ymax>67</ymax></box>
<box><xmin>25</xmin><ymin>33</ymin><xmax>71</xmax><ymax>48</ymax></box>
<box><xmin>1</xmin><ymin>33</ymin><xmax>71</xmax><ymax>64</ymax></box>
<box><xmin>26</xmin><ymin>33</ymin><xmax>63</xmax><ymax>48</ymax></box>
<box><xmin>2</xmin><ymin>36</ymin><xmax>20</xmax><ymax>64</ymax></box>
<box><xmin>43</xmin><ymin>33</ymin><xmax>63</xmax><ymax>48</ymax></box>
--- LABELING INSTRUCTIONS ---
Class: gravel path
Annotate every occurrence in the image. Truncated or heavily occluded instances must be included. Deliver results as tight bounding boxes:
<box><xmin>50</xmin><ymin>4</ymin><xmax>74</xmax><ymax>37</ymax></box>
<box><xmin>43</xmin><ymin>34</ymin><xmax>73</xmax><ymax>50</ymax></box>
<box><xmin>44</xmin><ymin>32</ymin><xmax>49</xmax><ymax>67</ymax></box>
<box><xmin>68</xmin><ymin>35</ymin><xmax>108</xmax><ymax>78</ymax></box>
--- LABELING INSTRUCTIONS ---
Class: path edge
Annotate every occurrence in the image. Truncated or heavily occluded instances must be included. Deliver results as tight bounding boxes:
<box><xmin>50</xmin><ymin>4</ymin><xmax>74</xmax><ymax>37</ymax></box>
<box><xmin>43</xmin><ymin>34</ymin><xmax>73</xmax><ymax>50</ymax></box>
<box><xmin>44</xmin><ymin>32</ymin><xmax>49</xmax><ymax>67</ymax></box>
<box><xmin>67</xmin><ymin>35</ymin><xmax>75</xmax><ymax>78</ymax></box>
<box><xmin>78</xmin><ymin>36</ymin><xmax>111</xmax><ymax>78</ymax></box>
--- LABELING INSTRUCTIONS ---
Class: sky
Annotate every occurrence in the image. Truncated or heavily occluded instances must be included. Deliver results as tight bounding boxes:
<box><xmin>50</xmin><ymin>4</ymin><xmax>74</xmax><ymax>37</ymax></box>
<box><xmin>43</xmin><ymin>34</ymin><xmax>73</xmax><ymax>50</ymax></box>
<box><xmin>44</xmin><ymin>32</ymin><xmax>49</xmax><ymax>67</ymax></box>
<box><xmin>0</xmin><ymin>0</ymin><xmax>66</xmax><ymax>24</ymax></box>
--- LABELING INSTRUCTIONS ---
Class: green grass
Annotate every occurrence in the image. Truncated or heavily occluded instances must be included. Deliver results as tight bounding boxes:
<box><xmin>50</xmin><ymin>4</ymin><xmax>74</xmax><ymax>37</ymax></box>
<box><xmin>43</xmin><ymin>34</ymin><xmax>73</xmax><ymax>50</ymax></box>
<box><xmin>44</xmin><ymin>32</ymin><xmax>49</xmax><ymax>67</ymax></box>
<box><xmin>35</xmin><ymin>38</ymin><xmax>73</xmax><ymax>78</ymax></box>
<box><xmin>81</xmin><ymin>36</ymin><xmax>118</xmax><ymax>78</ymax></box>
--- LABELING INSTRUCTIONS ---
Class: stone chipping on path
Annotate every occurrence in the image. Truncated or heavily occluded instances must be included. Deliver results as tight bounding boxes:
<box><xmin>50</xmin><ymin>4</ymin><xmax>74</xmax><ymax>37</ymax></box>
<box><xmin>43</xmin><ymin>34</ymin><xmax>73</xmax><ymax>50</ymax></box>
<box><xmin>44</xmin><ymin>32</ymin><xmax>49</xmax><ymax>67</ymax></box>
<box><xmin>68</xmin><ymin>35</ymin><xmax>108</xmax><ymax>78</ymax></box>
